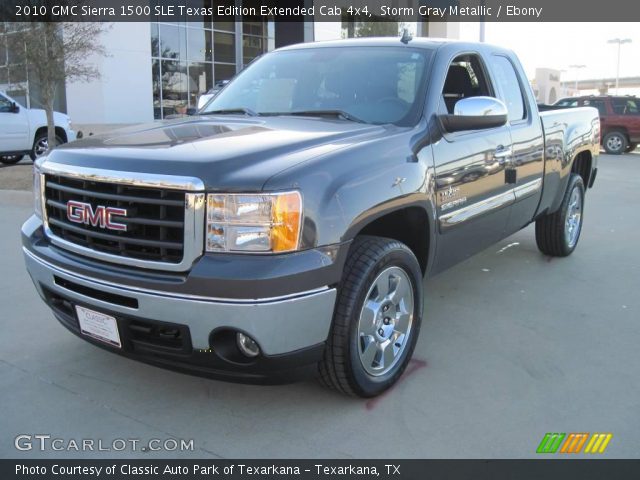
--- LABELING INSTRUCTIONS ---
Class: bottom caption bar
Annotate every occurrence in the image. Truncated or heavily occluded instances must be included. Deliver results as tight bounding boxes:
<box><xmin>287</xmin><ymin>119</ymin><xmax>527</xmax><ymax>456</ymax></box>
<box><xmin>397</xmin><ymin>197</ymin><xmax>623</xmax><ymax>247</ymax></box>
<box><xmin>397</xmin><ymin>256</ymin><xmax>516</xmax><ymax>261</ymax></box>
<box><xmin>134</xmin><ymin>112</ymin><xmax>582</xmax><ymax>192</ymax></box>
<box><xmin>4</xmin><ymin>460</ymin><xmax>640</xmax><ymax>479</ymax></box>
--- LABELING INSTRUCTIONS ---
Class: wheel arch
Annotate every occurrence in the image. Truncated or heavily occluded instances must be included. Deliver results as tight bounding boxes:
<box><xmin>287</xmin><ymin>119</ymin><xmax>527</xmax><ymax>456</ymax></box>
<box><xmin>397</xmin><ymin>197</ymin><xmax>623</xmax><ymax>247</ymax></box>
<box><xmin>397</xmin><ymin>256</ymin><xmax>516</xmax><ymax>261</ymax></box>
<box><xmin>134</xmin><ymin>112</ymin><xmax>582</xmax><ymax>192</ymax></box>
<box><xmin>349</xmin><ymin>206</ymin><xmax>432</xmax><ymax>275</ymax></box>
<box><xmin>602</xmin><ymin>126</ymin><xmax>629</xmax><ymax>142</ymax></box>
<box><xmin>33</xmin><ymin>126</ymin><xmax>67</xmax><ymax>144</ymax></box>
<box><xmin>571</xmin><ymin>150</ymin><xmax>593</xmax><ymax>189</ymax></box>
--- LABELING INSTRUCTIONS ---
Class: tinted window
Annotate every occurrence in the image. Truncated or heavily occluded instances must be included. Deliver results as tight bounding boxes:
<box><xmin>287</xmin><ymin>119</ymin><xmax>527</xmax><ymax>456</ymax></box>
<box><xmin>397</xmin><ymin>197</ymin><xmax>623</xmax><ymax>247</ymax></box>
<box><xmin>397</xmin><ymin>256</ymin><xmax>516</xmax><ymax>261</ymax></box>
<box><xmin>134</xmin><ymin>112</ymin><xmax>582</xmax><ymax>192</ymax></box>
<box><xmin>583</xmin><ymin>99</ymin><xmax>606</xmax><ymax>116</ymax></box>
<box><xmin>203</xmin><ymin>47</ymin><xmax>431</xmax><ymax>126</ymax></box>
<box><xmin>490</xmin><ymin>55</ymin><xmax>525</xmax><ymax>121</ymax></box>
<box><xmin>555</xmin><ymin>99</ymin><xmax>578</xmax><ymax>107</ymax></box>
<box><xmin>442</xmin><ymin>54</ymin><xmax>492</xmax><ymax>114</ymax></box>
<box><xmin>612</xmin><ymin>98</ymin><xmax>640</xmax><ymax>115</ymax></box>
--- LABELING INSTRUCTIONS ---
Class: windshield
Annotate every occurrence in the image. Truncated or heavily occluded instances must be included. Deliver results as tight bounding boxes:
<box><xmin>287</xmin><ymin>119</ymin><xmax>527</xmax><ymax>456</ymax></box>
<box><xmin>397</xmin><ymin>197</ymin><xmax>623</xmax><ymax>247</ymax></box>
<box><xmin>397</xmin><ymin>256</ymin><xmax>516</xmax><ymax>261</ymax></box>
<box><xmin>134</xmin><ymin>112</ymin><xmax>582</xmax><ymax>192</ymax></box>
<box><xmin>202</xmin><ymin>46</ymin><xmax>432</xmax><ymax>126</ymax></box>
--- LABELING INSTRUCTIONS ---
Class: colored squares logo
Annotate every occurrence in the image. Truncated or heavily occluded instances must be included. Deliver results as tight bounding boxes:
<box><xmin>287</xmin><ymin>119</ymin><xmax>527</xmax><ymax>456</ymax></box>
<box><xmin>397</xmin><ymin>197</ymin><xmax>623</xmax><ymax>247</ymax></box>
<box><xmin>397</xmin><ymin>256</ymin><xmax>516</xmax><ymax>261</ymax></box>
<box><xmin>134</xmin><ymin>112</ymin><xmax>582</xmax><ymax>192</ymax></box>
<box><xmin>537</xmin><ymin>433</ymin><xmax>612</xmax><ymax>454</ymax></box>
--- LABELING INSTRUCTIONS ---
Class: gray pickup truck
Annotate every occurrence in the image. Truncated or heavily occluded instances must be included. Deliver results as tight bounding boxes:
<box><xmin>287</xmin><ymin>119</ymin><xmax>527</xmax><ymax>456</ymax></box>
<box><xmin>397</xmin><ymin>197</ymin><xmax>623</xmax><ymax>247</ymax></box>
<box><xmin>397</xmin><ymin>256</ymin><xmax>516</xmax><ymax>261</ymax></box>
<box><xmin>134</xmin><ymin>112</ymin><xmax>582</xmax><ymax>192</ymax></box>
<box><xmin>22</xmin><ymin>38</ymin><xmax>599</xmax><ymax>397</ymax></box>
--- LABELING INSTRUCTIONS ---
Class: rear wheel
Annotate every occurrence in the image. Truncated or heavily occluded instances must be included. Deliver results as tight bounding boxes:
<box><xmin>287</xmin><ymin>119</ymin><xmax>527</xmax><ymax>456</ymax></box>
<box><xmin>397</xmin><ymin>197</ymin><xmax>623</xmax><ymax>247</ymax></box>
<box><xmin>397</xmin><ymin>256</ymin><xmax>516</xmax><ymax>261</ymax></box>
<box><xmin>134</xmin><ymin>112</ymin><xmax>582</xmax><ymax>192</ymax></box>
<box><xmin>318</xmin><ymin>236</ymin><xmax>423</xmax><ymax>397</ymax></box>
<box><xmin>535</xmin><ymin>174</ymin><xmax>585</xmax><ymax>257</ymax></box>
<box><xmin>626</xmin><ymin>143</ymin><xmax>638</xmax><ymax>152</ymax></box>
<box><xmin>602</xmin><ymin>131</ymin><xmax>627</xmax><ymax>154</ymax></box>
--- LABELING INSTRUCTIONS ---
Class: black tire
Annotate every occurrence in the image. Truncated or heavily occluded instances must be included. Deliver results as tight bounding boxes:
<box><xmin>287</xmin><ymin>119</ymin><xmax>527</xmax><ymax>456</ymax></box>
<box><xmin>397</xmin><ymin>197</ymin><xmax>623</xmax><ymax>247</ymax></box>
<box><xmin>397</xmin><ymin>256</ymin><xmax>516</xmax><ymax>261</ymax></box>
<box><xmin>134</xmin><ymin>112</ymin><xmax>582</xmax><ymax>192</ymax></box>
<box><xmin>535</xmin><ymin>174</ymin><xmax>585</xmax><ymax>257</ymax></box>
<box><xmin>29</xmin><ymin>132</ymin><xmax>63</xmax><ymax>161</ymax></box>
<box><xmin>0</xmin><ymin>155</ymin><xmax>23</xmax><ymax>165</ymax></box>
<box><xmin>318</xmin><ymin>236</ymin><xmax>423</xmax><ymax>397</ymax></box>
<box><xmin>626</xmin><ymin>143</ymin><xmax>638</xmax><ymax>152</ymax></box>
<box><xmin>602</xmin><ymin>131</ymin><xmax>627</xmax><ymax>155</ymax></box>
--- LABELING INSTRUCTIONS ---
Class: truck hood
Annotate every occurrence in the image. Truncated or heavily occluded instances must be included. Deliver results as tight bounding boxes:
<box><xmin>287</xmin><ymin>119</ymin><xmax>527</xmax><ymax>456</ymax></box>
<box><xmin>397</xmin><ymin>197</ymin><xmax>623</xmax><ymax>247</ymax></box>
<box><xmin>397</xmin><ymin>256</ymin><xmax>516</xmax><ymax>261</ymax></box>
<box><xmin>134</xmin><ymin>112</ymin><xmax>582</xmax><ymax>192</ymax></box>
<box><xmin>45</xmin><ymin>115</ymin><xmax>391</xmax><ymax>191</ymax></box>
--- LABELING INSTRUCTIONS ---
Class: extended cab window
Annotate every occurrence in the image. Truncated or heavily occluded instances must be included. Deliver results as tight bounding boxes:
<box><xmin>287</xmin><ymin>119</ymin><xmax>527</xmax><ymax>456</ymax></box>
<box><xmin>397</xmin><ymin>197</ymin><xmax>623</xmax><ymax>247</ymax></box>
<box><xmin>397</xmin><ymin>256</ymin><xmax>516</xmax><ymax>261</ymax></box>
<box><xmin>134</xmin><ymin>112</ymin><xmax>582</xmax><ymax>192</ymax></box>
<box><xmin>584</xmin><ymin>99</ymin><xmax>607</xmax><ymax>116</ymax></box>
<box><xmin>442</xmin><ymin>54</ymin><xmax>492</xmax><ymax>114</ymax></box>
<box><xmin>490</xmin><ymin>55</ymin><xmax>525</xmax><ymax>121</ymax></box>
<box><xmin>203</xmin><ymin>46</ymin><xmax>432</xmax><ymax>126</ymax></box>
<box><xmin>612</xmin><ymin>98</ymin><xmax>640</xmax><ymax>115</ymax></box>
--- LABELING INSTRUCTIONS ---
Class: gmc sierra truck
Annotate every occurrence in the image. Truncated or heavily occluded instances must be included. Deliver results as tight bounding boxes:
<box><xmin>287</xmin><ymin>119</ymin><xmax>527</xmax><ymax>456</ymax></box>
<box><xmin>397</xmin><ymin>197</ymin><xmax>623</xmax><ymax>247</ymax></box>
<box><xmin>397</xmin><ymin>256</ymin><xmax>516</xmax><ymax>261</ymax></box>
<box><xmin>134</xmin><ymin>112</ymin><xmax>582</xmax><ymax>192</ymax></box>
<box><xmin>22</xmin><ymin>38</ymin><xmax>599</xmax><ymax>397</ymax></box>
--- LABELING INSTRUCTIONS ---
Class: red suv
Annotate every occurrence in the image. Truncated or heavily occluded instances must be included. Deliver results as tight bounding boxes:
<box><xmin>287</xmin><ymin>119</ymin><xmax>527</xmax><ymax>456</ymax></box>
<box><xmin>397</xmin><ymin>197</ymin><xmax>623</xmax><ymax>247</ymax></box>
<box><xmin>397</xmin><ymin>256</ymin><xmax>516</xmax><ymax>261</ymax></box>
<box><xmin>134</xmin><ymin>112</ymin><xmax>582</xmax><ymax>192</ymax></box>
<box><xmin>555</xmin><ymin>95</ymin><xmax>640</xmax><ymax>154</ymax></box>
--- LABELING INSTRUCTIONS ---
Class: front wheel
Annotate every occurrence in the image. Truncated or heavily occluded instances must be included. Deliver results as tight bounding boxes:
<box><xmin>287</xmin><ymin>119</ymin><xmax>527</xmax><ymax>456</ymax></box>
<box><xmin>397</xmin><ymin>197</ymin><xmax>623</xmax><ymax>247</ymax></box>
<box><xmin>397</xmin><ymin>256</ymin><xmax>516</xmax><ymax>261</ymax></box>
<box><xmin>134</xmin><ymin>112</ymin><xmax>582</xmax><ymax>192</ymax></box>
<box><xmin>535</xmin><ymin>174</ymin><xmax>585</xmax><ymax>257</ymax></box>
<box><xmin>318</xmin><ymin>236</ymin><xmax>423</xmax><ymax>397</ymax></box>
<box><xmin>602</xmin><ymin>131</ymin><xmax>627</xmax><ymax>154</ymax></box>
<box><xmin>29</xmin><ymin>132</ymin><xmax>63</xmax><ymax>161</ymax></box>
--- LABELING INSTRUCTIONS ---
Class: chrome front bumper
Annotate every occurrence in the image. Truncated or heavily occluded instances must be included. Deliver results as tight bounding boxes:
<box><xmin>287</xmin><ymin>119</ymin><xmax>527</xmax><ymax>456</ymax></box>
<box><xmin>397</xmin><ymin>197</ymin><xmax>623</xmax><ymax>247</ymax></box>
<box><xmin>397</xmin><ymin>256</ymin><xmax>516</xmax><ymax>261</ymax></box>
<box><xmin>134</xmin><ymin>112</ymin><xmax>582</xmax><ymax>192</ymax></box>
<box><xmin>23</xmin><ymin>244</ymin><xmax>336</xmax><ymax>357</ymax></box>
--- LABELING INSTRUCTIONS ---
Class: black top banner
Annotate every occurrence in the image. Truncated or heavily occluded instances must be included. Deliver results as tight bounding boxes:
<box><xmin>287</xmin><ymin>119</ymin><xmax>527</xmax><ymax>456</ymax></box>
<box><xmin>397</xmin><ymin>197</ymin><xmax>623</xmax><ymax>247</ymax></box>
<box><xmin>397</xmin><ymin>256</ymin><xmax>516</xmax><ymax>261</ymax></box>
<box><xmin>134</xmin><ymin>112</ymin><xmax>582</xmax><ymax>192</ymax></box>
<box><xmin>0</xmin><ymin>0</ymin><xmax>639</xmax><ymax>22</ymax></box>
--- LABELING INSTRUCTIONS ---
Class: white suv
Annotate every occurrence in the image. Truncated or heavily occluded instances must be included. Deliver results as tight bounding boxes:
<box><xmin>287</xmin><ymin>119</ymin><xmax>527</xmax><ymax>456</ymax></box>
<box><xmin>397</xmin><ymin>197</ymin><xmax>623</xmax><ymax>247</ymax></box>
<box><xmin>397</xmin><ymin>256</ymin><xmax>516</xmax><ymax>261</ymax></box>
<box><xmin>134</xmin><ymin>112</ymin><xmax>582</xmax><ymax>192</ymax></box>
<box><xmin>0</xmin><ymin>91</ymin><xmax>76</xmax><ymax>165</ymax></box>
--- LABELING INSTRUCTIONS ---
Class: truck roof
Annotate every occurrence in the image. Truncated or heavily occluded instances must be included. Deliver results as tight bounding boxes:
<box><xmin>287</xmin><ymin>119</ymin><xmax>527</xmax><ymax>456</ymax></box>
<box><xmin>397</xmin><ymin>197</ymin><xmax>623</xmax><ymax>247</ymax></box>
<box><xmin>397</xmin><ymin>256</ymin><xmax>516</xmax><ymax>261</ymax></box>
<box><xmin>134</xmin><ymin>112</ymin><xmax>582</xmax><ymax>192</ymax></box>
<box><xmin>276</xmin><ymin>36</ymin><xmax>514</xmax><ymax>57</ymax></box>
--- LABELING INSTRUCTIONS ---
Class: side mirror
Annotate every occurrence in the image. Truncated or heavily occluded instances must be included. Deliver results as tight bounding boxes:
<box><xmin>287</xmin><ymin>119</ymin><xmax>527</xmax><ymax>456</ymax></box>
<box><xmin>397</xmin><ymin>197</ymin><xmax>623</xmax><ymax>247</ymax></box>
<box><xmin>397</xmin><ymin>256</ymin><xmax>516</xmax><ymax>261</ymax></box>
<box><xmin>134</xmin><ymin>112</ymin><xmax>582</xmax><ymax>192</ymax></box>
<box><xmin>10</xmin><ymin>102</ymin><xmax>20</xmax><ymax>113</ymax></box>
<box><xmin>186</xmin><ymin>107</ymin><xmax>198</xmax><ymax>116</ymax></box>
<box><xmin>440</xmin><ymin>96</ymin><xmax>508</xmax><ymax>133</ymax></box>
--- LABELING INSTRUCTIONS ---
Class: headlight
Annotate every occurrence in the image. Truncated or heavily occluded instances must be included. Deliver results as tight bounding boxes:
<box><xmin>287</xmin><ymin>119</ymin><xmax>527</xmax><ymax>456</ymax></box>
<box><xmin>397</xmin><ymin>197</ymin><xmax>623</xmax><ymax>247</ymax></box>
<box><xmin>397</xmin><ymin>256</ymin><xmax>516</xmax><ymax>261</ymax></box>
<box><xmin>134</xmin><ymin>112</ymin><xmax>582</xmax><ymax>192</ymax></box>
<box><xmin>206</xmin><ymin>192</ymin><xmax>302</xmax><ymax>253</ymax></box>
<box><xmin>33</xmin><ymin>168</ymin><xmax>43</xmax><ymax>220</ymax></box>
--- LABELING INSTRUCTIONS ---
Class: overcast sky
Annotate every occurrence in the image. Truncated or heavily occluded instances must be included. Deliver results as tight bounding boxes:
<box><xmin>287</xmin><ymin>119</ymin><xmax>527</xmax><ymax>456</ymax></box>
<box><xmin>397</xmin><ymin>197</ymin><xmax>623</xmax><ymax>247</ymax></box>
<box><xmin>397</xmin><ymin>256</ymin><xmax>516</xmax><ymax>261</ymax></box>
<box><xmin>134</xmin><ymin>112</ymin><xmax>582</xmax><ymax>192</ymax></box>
<box><xmin>314</xmin><ymin>21</ymin><xmax>640</xmax><ymax>91</ymax></box>
<box><xmin>459</xmin><ymin>22</ymin><xmax>640</xmax><ymax>83</ymax></box>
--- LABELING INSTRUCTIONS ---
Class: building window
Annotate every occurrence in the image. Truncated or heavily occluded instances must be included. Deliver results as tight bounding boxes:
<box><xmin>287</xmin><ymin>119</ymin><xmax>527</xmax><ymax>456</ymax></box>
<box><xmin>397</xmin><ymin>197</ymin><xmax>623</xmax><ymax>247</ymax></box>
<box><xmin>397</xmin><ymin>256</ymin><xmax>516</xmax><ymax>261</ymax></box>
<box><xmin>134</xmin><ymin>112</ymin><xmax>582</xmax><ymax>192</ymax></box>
<box><xmin>242</xmin><ymin>21</ymin><xmax>267</xmax><ymax>67</ymax></box>
<box><xmin>0</xmin><ymin>24</ymin><xmax>29</xmax><ymax>108</ymax></box>
<box><xmin>152</xmin><ymin>22</ymin><xmax>212</xmax><ymax>119</ymax></box>
<box><xmin>151</xmin><ymin>15</ymin><xmax>273</xmax><ymax>119</ymax></box>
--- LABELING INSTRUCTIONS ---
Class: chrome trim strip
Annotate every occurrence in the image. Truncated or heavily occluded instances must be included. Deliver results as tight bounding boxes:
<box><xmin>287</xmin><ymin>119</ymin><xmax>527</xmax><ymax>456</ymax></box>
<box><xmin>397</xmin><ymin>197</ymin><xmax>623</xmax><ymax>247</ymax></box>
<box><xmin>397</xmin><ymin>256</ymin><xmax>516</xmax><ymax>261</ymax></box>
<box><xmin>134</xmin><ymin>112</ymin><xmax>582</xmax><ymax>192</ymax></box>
<box><xmin>39</xmin><ymin>161</ymin><xmax>205</xmax><ymax>191</ymax></box>
<box><xmin>440</xmin><ymin>190</ymin><xmax>515</xmax><ymax>228</ymax></box>
<box><xmin>23</xmin><ymin>247</ymin><xmax>329</xmax><ymax>304</ymax></box>
<box><xmin>514</xmin><ymin>178</ymin><xmax>543</xmax><ymax>200</ymax></box>
<box><xmin>37</xmin><ymin>161</ymin><xmax>206</xmax><ymax>272</ymax></box>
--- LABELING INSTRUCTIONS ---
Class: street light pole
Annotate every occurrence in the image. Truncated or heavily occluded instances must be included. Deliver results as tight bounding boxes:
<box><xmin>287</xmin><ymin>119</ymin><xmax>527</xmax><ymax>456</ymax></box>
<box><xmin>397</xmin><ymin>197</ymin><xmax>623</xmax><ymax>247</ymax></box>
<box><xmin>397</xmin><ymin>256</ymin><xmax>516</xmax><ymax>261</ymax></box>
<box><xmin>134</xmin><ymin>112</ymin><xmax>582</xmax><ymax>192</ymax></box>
<box><xmin>569</xmin><ymin>64</ymin><xmax>586</xmax><ymax>95</ymax></box>
<box><xmin>607</xmin><ymin>38</ymin><xmax>632</xmax><ymax>95</ymax></box>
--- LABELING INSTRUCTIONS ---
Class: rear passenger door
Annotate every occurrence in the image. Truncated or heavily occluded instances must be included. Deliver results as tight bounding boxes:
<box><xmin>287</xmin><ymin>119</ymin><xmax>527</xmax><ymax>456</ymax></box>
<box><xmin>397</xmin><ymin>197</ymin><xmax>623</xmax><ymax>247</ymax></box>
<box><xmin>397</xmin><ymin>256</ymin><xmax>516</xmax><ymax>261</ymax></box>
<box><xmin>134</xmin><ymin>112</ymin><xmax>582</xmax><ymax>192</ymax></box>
<box><xmin>431</xmin><ymin>53</ymin><xmax>514</xmax><ymax>272</ymax></box>
<box><xmin>488</xmin><ymin>54</ymin><xmax>545</xmax><ymax>235</ymax></box>
<box><xmin>610</xmin><ymin>97</ymin><xmax>640</xmax><ymax>145</ymax></box>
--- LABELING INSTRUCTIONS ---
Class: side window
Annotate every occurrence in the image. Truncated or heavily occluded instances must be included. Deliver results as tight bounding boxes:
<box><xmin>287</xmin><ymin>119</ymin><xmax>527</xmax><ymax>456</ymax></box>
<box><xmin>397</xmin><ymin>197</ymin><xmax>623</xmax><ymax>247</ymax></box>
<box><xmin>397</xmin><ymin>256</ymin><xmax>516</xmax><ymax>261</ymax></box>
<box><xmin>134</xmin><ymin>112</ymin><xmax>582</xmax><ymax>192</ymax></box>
<box><xmin>442</xmin><ymin>54</ymin><xmax>492</xmax><ymax>114</ymax></box>
<box><xmin>556</xmin><ymin>99</ymin><xmax>578</xmax><ymax>107</ymax></box>
<box><xmin>0</xmin><ymin>94</ymin><xmax>13</xmax><ymax>113</ymax></box>
<box><xmin>584</xmin><ymin>99</ymin><xmax>606</xmax><ymax>116</ymax></box>
<box><xmin>612</xmin><ymin>98</ymin><xmax>639</xmax><ymax>115</ymax></box>
<box><xmin>489</xmin><ymin>55</ymin><xmax>525</xmax><ymax>121</ymax></box>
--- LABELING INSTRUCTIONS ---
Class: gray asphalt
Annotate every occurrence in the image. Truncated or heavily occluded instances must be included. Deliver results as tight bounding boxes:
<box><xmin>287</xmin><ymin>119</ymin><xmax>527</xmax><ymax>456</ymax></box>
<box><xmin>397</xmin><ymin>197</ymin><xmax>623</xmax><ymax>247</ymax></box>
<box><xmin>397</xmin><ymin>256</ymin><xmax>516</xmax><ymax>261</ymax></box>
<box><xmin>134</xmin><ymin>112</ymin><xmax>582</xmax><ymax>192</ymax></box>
<box><xmin>1</xmin><ymin>153</ymin><xmax>639</xmax><ymax>459</ymax></box>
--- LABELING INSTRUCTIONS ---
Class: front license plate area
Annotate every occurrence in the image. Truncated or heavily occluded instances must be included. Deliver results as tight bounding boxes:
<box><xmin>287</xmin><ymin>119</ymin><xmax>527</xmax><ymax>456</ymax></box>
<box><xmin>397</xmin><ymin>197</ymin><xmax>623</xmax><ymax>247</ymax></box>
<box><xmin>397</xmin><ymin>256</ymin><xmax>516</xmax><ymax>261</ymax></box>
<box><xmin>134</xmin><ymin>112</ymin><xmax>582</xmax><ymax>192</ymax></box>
<box><xmin>75</xmin><ymin>305</ymin><xmax>122</xmax><ymax>349</ymax></box>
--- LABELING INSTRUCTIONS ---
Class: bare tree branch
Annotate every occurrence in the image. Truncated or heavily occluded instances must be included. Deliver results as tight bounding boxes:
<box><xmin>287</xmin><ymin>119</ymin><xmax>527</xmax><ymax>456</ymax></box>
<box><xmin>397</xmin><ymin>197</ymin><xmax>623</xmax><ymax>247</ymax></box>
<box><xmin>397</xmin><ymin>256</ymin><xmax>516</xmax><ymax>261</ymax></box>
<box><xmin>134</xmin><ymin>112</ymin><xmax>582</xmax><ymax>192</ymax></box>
<box><xmin>7</xmin><ymin>20</ymin><xmax>110</xmax><ymax>153</ymax></box>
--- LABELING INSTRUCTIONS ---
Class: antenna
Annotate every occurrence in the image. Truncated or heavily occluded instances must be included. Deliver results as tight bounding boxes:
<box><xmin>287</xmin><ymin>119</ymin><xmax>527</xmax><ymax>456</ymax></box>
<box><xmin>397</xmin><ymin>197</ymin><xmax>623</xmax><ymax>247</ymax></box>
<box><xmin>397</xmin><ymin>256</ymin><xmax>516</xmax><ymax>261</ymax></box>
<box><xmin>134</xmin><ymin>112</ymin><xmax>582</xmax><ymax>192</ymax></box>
<box><xmin>400</xmin><ymin>28</ymin><xmax>413</xmax><ymax>44</ymax></box>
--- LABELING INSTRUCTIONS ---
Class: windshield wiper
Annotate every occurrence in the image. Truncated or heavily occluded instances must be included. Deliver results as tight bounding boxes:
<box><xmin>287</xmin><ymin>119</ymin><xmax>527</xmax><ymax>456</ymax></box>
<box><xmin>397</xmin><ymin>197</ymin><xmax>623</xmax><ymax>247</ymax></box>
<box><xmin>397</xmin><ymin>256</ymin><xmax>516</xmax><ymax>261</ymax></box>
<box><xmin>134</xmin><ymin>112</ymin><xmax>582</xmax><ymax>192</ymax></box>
<box><xmin>276</xmin><ymin>110</ymin><xmax>366</xmax><ymax>123</ymax></box>
<box><xmin>201</xmin><ymin>107</ymin><xmax>259</xmax><ymax>117</ymax></box>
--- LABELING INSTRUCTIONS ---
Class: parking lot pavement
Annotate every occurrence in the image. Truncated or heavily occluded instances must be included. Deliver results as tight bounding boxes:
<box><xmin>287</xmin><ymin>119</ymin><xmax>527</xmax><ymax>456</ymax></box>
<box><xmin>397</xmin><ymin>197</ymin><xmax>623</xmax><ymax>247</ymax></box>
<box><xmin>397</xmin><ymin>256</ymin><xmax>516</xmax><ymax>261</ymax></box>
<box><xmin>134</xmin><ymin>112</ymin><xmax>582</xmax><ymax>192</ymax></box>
<box><xmin>0</xmin><ymin>157</ymin><xmax>33</xmax><ymax>191</ymax></box>
<box><xmin>1</xmin><ymin>153</ymin><xmax>639</xmax><ymax>459</ymax></box>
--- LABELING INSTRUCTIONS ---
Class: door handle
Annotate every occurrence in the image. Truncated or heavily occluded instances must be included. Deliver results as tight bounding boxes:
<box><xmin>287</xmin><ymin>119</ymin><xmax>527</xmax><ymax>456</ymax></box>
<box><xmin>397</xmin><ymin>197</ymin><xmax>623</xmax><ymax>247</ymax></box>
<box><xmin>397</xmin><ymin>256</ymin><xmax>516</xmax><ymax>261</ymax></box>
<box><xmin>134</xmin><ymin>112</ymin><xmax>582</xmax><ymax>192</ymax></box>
<box><xmin>493</xmin><ymin>147</ymin><xmax>513</xmax><ymax>165</ymax></box>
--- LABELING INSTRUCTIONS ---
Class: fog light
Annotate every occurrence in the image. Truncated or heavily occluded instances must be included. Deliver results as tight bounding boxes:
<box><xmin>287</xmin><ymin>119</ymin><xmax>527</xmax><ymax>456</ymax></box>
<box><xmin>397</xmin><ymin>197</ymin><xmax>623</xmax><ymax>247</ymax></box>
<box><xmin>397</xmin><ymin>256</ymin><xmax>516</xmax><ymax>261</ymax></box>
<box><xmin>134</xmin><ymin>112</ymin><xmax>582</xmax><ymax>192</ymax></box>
<box><xmin>236</xmin><ymin>332</ymin><xmax>260</xmax><ymax>357</ymax></box>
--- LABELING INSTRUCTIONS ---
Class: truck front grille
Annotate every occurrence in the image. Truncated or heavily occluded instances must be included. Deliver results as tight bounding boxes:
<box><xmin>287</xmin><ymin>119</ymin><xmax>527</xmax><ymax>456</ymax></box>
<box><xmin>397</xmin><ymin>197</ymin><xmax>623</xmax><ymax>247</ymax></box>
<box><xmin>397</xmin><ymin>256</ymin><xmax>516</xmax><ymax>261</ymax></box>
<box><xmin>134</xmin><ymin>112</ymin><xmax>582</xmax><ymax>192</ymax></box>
<box><xmin>44</xmin><ymin>174</ymin><xmax>186</xmax><ymax>263</ymax></box>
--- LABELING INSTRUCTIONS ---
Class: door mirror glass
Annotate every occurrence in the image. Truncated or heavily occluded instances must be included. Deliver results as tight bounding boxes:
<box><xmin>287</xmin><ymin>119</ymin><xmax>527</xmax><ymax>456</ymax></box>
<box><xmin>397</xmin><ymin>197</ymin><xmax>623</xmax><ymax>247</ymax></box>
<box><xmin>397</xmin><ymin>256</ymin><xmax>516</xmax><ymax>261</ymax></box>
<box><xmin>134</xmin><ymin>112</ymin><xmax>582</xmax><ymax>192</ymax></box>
<box><xmin>440</xmin><ymin>96</ymin><xmax>508</xmax><ymax>133</ymax></box>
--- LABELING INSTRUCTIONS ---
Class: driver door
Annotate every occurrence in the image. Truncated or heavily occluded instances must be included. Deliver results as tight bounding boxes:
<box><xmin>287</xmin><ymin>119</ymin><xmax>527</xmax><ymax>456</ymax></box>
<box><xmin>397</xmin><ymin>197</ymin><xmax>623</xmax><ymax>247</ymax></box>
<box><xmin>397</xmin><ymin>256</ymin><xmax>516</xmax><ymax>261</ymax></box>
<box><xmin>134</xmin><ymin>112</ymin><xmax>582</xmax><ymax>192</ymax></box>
<box><xmin>0</xmin><ymin>93</ymin><xmax>29</xmax><ymax>152</ymax></box>
<box><xmin>431</xmin><ymin>54</ymin><xmax>514</xmax><ymax>273</ymax></box>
